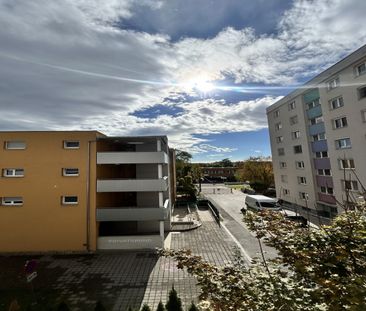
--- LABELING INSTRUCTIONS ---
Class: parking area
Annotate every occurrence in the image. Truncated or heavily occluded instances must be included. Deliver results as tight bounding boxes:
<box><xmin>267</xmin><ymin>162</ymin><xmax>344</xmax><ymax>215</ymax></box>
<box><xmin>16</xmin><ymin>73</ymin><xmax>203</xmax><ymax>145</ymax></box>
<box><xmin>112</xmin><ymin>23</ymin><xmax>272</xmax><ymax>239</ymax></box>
<box><xmin>0</xmin><ymin>207</ymin><xmax>238</xmax><ymax>311</ymax></box>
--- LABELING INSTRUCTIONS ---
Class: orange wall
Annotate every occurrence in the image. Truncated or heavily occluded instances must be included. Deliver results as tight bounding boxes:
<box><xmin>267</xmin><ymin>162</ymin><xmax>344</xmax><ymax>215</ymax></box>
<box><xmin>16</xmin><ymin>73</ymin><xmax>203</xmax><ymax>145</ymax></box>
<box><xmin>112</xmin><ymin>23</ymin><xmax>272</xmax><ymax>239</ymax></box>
<box><xmin>0</xmin><ymin>131</ymin><xmax>102</xmax><ymax>253</ymax></box>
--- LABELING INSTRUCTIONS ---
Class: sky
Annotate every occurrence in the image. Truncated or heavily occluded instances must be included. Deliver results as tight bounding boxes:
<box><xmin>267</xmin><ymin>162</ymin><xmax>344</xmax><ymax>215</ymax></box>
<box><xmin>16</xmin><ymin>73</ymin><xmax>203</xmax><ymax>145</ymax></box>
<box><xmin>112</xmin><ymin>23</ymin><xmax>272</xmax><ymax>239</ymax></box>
<box><xmin>0</xmin><ymin>0</ymin><xmax>366</xmax><ymax>162</ymax></box>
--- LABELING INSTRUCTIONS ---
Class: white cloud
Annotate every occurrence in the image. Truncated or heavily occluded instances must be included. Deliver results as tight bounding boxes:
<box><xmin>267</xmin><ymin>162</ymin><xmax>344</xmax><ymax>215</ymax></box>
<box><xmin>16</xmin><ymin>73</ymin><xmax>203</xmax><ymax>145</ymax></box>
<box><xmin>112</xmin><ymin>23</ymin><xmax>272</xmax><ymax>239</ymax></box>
<box><xmin>0</xmin><ymin>0</ymin><xmax>365</xmax><ymax>157</ymax></box>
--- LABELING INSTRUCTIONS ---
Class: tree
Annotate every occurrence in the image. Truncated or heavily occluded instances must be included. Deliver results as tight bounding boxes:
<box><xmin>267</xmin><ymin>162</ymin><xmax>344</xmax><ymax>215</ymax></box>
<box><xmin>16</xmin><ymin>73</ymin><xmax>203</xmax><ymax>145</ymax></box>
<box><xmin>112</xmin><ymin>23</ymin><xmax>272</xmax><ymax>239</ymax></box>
<box><xmin>218</xmin><ymin>158</ymin><xmax>233</xmax><ymax>167</ymax></box>
<box><xmin>140</xmin><ymin>304</ymin><xmax>151</xmax><ymax>311</ymax></box>
<box><xmin>156</xmin><ymin>301</ymin><xmax>165</xmax><ymax>311</ymax></box>
<box><xmin>175</xmin><ymin>150</ymin><xmax>193</xmax><ymax>179</ymax></box>
<box><xmin>187</xmin><ymin>302</ymin><xmax>199</xmax><ymax>311</ymax></box>
<box><xmin>165</xmin><ymin>287</ymin><xmax>183</xmax><ymax>311</ymax></box>
<box><xmin>161</xmin><ymin>206</ymin><xmax>366</xmax><ymax>310</ymax></box>
<box><xmin>57</xmin><ymin>302</ymin><xmax>70</xmax><ymax>311</ymax></box>
<box><xmin>236</xmin><ymin>158</ymin><xmax>273</xmax><ymax>191</ymax></box>
<box><xmin>95</xmin><ymin>301</ymin><xmax>106</xmax><ymax>311</ymax></box>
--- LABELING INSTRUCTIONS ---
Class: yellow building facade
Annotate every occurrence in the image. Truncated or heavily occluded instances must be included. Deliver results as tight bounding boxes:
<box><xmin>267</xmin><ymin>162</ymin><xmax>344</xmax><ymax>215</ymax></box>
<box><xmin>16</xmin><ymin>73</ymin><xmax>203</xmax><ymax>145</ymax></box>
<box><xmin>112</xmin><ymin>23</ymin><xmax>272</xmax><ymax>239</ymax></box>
<box><xmin>0</xmin><ymin>131</ymin><xmax>174</xmax><ymax>253</ymax></box>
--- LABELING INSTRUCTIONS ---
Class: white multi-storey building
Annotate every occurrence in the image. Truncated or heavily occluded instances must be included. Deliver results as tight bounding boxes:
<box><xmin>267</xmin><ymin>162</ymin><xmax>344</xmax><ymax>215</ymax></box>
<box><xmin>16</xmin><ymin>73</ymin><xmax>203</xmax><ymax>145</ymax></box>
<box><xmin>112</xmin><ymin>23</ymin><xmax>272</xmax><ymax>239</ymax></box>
<box><xmin>267</xmin><ymin>45</ymin><xmax>366</xmax><ymax>222</ymax></box>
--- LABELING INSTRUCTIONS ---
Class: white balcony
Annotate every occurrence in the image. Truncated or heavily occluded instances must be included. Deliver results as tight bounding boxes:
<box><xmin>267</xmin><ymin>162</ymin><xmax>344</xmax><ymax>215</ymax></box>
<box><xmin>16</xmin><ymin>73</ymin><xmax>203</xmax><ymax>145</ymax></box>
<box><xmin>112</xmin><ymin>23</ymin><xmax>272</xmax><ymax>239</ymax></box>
<box><xmin>97</xmin><ymin>151</ymin><xmax>168</xmax><ymax>164</ymax></box>
<box><xmin>97</xmin><ymin>177</ymin><xmax>169</xmax><ymax>192</ymax></box>
<box><xmin>97</xmin><ymin>200</ymin><xmax>170</xmax><ymax>221</ymax></box>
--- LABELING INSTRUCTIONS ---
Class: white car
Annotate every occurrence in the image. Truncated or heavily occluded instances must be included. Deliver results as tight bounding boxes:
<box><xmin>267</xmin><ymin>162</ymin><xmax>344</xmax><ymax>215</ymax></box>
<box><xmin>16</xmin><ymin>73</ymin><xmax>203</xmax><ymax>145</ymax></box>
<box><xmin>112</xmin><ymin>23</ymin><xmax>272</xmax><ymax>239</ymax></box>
<box><xmin>245</xmin><ymin>195</ymin><xmax>282</xmax><ymax>211</ymax></box>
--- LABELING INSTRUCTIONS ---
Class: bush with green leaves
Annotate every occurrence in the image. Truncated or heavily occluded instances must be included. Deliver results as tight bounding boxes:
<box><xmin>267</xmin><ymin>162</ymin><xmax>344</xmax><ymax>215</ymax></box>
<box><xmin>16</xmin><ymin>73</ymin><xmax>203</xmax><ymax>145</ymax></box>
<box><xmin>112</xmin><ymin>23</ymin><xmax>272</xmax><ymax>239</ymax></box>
<box><xmin>95</xmin><ymin>301</ymin><xmax>106</xmax><ymax>311</ymax></box>
<box><xmin>156</xmin><ymin>301</ymin><xmax>165</xmax><ymax>311</ymax></box>
<box><xmin>165</xmin><ymin>287</ymin><xmax>183</xmax><ymax>311</ymax></box>
<box><xmin>187</xmin><ymin>302</ymin><xmax>199</xmax><ymax>311</ymax></box>
<box><xmin>161</xmin><ymin>206</ymin><xmax>366</xmax><ymax>310</ymax></box>
<box><xmin>140</xmin><ymin>304</ymin><xmax>151</xmax><ymax>311</ymax></box>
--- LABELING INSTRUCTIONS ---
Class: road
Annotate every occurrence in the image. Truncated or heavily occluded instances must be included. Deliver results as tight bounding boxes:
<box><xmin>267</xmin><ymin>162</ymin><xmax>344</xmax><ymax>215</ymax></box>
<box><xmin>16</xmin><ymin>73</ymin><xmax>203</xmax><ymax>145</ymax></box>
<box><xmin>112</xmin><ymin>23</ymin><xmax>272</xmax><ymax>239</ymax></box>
<box><xmin>200</xmin><ymin>183</ymin><xmax>278</xmax><ymax>261</ymax></box>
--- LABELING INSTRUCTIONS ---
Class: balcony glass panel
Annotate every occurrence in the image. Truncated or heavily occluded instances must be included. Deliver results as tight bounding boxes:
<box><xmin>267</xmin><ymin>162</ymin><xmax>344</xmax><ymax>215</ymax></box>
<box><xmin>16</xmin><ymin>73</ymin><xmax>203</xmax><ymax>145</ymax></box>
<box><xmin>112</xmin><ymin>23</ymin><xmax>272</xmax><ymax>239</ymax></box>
<box><xmin>97</xmin><ymin>178</ymin><xmax>169</xmax><ymax>192</ymax></box>
<box><xmin>318</xmin><ymin>193</ymin><xmax>336</xmax><ymax>205</ymax></box>
<box><xmin>313</xmin><ymin>158</ymin><xmax>331</xmax><ymax>169</ymax></box>
<box><xmin>309</xmin><ymin>122</ymin><xmax>325</xmax><ymax>136</ymax></box>
<box><xmin>316</xmin><ymin>176</ymin><xmax>334</xmax><ymax>187</ymax></box>
<box><xmin>96</xmin><ymin>206</ymin><xmax>169</xmax><ymax>221</ymax></box>
<box><xmin>311</xmin><ymin>140</ymin><xmax>328</xmax><ymax>152</ymax></box>
<box><xmin>303</xmin><ymin>89</ymin><xmax>320</xmax><ymax>103</ymax></box>
<box><xmin>307</xmin><ymin>105</ymin><xmax>322</xmax><ymax>119</ymax></box>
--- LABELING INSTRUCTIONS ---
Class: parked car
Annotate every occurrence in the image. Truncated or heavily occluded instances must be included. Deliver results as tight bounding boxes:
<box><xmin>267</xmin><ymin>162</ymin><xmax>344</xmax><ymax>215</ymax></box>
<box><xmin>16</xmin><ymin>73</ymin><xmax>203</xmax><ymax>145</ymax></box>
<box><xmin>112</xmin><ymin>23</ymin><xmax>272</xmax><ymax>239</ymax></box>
<box><xmin>245</xmin><ymin>195</ymin><xmax>282</xmax><ymax>211</ymax></box>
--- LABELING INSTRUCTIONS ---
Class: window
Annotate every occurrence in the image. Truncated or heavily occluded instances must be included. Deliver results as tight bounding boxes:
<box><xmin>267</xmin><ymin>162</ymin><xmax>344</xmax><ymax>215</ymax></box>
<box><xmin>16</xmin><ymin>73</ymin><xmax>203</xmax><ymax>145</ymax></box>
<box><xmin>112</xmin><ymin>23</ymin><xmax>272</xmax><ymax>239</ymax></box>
<box><xmin>312</xmin><ymin>133</ymin><xmax>326</xmax><ymax>141</ymax></box>
<box><xmin>339</xmin><ymin>159</ymin><xmax>355</xmax><ymax>169</ymax></box>
<box><xmin>294</xmin><ymin>145</ymin><xmax>302</xmax><ymax>154</ymax></box>
<box><xmin>274</xmin><ymin>110</ymin><xmax>280</xmax><ymax>118</ymax></box>
<box><xmin>333</xmin><ymin>117</ymin><xmax>348</xmax><ymax>129</ymax></box>
<box><xmin>358</xmin><ymin>86</ymin><xmax>366</xmax><ymax>99</ymax></box>
<box><xmin>62</xmin><ymin>196</ymin><xmax>78</xmax><ymax>205</ymax></box>
<box><xmin>283</xmin><ymin>189</ymin><xmax>290</xmax><ymax>196</ymax></box>
<box><xmin>329</xmin><ymin>97</ymin><xmax>344</xmax><ymax>110</ymax></box>
<box><xmin>1</xmin><ymin>197</ymin><xmax>23</xmax><ymax>206</ymax></box>
<box><xmin>335</xmin><ymin>138</ymin><xmax>351</xmax><ymax>149</ymax></box>
<box><xmin>289</xmin><ymin>115</ymin><xmax>298</xmax><ymax>125</ymax></box>
<box><xmin>63</xmin><ymin>168</ymin><xmax>79</xmax><ymax>176</ymax></box>
<box><xmin>288</xmin><ymin>101</ymin><xmax>296</xmax><ymax>110</ymax></box>
<box><xmin>64</xmin><ymin>141</ymin><xmax>80</xmax><ymax>149</ymax></box>
<box><xmin>315</xmin><ymin>151</ymin><xmax>328</xmax><ymax>158</ymax></box>
<box><xmin>309</xmin><ymin>116</ymin><xmax>323</xmax><ymax>125</ymax></box>
<box><xmin>342</xmin><ymin>180</ymin><xmax>359</xmax><ymax>191</ymax></box>
<box><xmin>278</xmin><ymin>148</ymin><xmax>285</xmax><ymax>156</ymax></box>
<box><xmin>299</xmin><ymin>192</ymin><xmax>308</xmax><ymax>200</ymax></box>
<box><xmin>362</xmin><ymin>109</ymin><xmax>366</xmax><ymax>122</ymax></box>
<box><xmin>355</xmin><ymin>62</ymin><xmax>366</xmax><ymax>76</ymax></box>
<box><xmin>275</xmin><ymin>122</ymin><xmax>282</xmax><ymax>131</ymax></box>
<box><xmin>281</xmin><ymin>175</ymin><xmax>288</xmax><ymax>183</ymax></box>
<box><xmin>320</xmin><ymin>187</ymin><xmax>334</xmax><ymax>195</ymax></box>
<box><xmin>295</xmin><ymin>161</ymin><xmax>305</xmax><ymax>169</ymax></box>
<box><xmin>279</xmin><ymin>162</ymin><xmax>287</xmax><ymax>169</ymax></box>
<box><xmin>276</xmin><ymin>136</ymin><xmax>284</xmax><ymax>143</ymax></box>
<box><xmin>3</xmin><ymin>168</ymin><xmax>24</xmax><ymax>177</ymax></box>
<box><xmin>291</xmin><ymin>131</ymin><xmax>300</xmax><ymax>139</ymax></box>
<box><xmin>298</xmin><ymin>176</ymin><xmax>307</xmax><ymax>185</ymax></box>
<box><xmin>4</xmin><ymin>141</ymin><xmax>26</xmax><ymax>150</ymax></box>
<box><xmin>327</xmin><ymin>77</ymin><xmax>340</xmax><ymax>90</ymax></box>
<box><xmin>318</xmin><ymin>169</ymin><xmax>331</xmax><ymax>176</ymax></box>
<box><xmin>306</xmin><ymin>99</ymin><xmax>320</xmax><ymax>110</ymax></box>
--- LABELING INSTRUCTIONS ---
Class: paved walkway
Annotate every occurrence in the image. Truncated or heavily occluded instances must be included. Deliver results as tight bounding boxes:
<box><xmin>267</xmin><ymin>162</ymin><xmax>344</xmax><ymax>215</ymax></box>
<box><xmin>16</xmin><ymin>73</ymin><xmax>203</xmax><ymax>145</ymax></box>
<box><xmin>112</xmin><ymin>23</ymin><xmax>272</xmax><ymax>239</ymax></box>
<box><xmin>0</xmin><ymin>207</ymin><xmax>238</xmax><ymax>311</ymax></box>
<box><xmin>202</xmin><ymin>185</ymin><xmax>278</xmax><ymax>261</ymax></box>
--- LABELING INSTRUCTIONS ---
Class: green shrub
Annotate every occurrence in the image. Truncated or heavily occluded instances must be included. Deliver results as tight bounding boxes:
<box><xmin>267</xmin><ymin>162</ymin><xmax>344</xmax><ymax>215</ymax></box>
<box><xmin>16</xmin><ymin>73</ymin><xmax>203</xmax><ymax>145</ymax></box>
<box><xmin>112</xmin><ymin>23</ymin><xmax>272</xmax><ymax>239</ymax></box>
<box><xmin>165</xmin><ymin>287</ymin><xmax>183</xmax><ymax>311</ymax></box>
<box><xmin>156</xmin><ymin>301</ymin><xmax>165</xmax><ymax>311</ymax></box>
<box><xmin>95</xmin><ymin>301</ymin><xmax>106</xmax><ymax>311</ymax></box>
<box><xmin>57</xmin><ymin>302</ymin><xmax>70</xmax><ymax>311</ymax></box>
<box><xmin>187</xmin><ymin>302</ymin><xmax>198</xmax><ymax>311</ymax></box>
<box><xmin>140</xmin><ymin>304</ymin><xmax>151</xmax><ymax>311</ymax></box>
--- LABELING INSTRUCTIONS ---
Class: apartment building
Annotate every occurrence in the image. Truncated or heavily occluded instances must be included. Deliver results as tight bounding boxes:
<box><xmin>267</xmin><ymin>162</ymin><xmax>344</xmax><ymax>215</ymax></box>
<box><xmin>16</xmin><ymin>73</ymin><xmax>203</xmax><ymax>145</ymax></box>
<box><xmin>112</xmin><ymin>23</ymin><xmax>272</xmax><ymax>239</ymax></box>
<box><xmin>0</xmin><ymin>131</ymin><xmax>175</xmax><ymax>252</ymax></box>
<box><xmin>267</xmin><ymin>45</ymin><xmax>366</xmax><ymax>220</ymax></box>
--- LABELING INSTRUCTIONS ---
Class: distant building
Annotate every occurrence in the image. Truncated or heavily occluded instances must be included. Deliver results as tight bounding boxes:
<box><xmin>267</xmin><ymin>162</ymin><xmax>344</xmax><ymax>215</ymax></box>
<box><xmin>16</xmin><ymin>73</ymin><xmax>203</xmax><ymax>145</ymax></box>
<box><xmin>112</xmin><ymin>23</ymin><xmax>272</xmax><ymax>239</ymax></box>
<box><xmin>267</xmin><ymin>45</ymin><xmax>366</xmax><ymax>221</ymax></box>
<box><xmin>0</xmin><ymin>131</ymin><xmax>175</xmax><ymax>252</ymax></box>
<box><xmin>201</xmin><ymin>166</ymin><xmax>237</xmax><ymax>182</ymax></box>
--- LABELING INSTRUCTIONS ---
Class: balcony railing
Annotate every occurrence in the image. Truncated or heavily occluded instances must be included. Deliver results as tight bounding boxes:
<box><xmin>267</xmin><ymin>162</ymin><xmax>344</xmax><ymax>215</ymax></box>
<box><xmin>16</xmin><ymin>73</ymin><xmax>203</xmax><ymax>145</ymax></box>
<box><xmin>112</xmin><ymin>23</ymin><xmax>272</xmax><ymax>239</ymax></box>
<box><xmin>97</xmin><ymin>151</ymin><xmax>168</xmax><ymax>164</ymax></box>
<box><xmin>318</xmin><ymin>192</ymin><xmax>336</xmax><ymax>205</ymax></box>
<box><xmin>97</xmin><ymin>177</ymin><xmax>169</xmax><ymax>192</ymax></box>
<box><xmin>307</xmin><ymin>105</ymin><xmax>322</xmax><ymax>119</ymax></box>
<box><xmin>311</xmin><ymin>140</ymin><xmax>328</xmax><ymax>152</ymax></box>
<box><xmin>309</xmin><ymin>122</ymin><xmax>325</xmax><ymax>136</ymax></box>
<box><xmin>313</xmin><ymin>158</ymin><xmax>331</xmax><ymax>169</ymax></box>
<box><xmin>316</xmin><ymin>175</ymin><xmax>334</xmax><ymax>187</ymax></box>
<box><xmin>96</xmin><ymin>201</ymin><xmax>170</xmax><ymax>222</ymax></box>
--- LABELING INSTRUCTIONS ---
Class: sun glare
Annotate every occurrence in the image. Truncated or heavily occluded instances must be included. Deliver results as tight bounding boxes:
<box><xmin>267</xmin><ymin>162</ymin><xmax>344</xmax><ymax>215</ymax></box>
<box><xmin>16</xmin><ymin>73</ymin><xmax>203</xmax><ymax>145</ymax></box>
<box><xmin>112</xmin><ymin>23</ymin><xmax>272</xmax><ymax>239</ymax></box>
<box><xmin>183</xmin><ymin>76</ymin><xmax>216</xmax><ymax>93</ymax></box>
